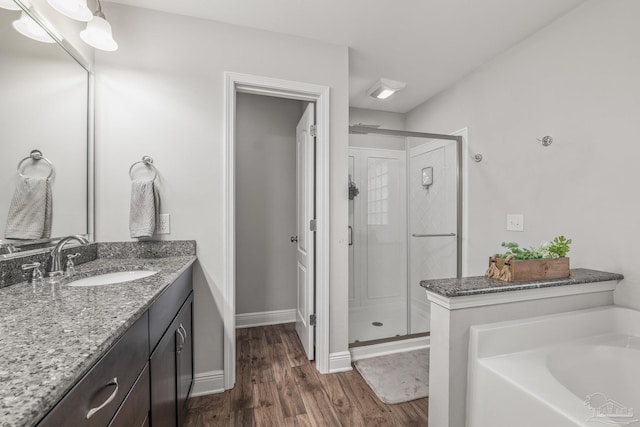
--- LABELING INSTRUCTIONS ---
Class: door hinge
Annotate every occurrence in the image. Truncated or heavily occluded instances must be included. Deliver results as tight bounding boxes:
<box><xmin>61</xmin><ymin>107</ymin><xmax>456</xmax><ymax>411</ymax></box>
<box><xmin>310</xmin><ymin>124</ymin><xmax>317</xmax><ymax>138</ymax></box>
<box><xmin>310</xmin><ymin>219</ymin><xmax>317</xmax><ymax>232</ymax></box>
<box><xmin>310</xmin><ymin>314</ymin><xmax>317</xmax><ymax>326</ymax></box>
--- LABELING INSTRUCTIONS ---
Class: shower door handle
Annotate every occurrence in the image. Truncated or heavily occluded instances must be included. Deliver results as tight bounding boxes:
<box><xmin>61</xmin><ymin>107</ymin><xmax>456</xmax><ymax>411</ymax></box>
<box><xmin>411</xmin><ymin>233</ymin><xmax>456</xmax><ymax>237</ymax></box>
<box><xmin>348</xmin><ymin>226</ymin><xmax>353</xmax><ymax>246</ymax></box>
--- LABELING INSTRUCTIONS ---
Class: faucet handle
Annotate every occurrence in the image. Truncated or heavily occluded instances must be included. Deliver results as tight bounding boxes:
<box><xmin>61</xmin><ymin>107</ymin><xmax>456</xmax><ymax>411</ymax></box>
<box><xmin>22</xmin><ymin>262</ymin><xmax>44</xmax><ymax>283</ymax></box>
<box><xmin>67</xmin><ymin>253</ymin><xmax>81</xmax><ymax>261</ymax></box>
<box><xmin>65</xmin><ymin>253</ymin><xmax>81</xmax><ymax>278</ymax></box>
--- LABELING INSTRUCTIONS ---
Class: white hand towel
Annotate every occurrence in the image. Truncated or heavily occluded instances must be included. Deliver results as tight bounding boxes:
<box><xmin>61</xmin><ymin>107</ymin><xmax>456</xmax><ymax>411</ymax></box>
<box><xmin>5</xmin><ymin>176</ymin><xmax>52</xmax><ymax>240</ymax></box>
<box><xmin>129</xmin><ymin>179</ymin><xmax>158</xmax><ymax>238</ymax></box>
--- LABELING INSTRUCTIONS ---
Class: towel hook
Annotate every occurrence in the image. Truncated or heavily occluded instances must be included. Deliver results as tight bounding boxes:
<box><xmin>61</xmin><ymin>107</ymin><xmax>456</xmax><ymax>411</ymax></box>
<box><xmin>129</xmin><ymin>156</ymin><xmax>158</xmax><ymax>181</ymax></box>
<box><xmin>17</xmin><ymin>149</ymin><xmax>55</xmax><ymax>180</ymax></box>
<box><xmin>537</xmin><ymin>136</ymin><xmax>553</xmax><ymax>147</ymax></box>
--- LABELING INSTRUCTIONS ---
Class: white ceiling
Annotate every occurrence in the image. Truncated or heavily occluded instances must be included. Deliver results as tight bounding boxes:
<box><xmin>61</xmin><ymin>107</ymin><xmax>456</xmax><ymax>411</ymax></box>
<box><xmin>105</xmin><ymin>0</ymin><xmax>585</xmax><ymax>114</ymax></box>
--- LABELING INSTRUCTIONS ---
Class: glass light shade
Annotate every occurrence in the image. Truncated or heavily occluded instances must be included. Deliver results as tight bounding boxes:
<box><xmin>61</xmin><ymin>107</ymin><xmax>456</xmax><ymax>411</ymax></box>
<box><xmin>12</xmin><ymin>11</ymin><xmax>56</xmax><ymax>43</ymax></box>
<box><xmin>0</xmin><ymin>0</ymin><xmax>21</xmax><ymax>10</ymax></box>
<box><xmin>47</xmin><ymin>0</ymin><xmax>92</xmax><ymax>21</ymax></box>
<box><xmin>80</xmin><ymin>15</ymin><xmax>117</xmax><ymax>51</ymax></box>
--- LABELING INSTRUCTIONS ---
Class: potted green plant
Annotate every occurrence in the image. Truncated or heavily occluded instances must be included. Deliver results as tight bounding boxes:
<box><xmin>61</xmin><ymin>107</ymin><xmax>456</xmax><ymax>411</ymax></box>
<box><xmin>485</xmin><ymin>236</ymin><xmax>572</xmax><ymax>282</ymax></box>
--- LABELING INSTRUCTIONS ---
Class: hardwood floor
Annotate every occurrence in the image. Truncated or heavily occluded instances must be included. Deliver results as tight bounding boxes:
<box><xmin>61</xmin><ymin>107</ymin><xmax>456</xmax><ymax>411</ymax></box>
<box><xmin>184</xmin><ymin>323</ymin><xmax>428</xmax><ymax>426</ymax></box>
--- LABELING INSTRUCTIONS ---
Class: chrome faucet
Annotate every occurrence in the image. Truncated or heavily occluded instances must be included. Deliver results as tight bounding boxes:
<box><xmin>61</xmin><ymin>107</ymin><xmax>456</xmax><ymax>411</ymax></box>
<box><xmin>47</xmin><ymin>235</ymin><xmax>89</xmax><ymax>277</ymax></box>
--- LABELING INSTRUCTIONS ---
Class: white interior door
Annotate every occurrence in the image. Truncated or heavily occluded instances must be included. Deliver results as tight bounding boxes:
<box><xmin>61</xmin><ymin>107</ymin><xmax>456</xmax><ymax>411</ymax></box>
<box><xmin>295</xmin><ymin>103</ymin><xmax>315</xmax><ymax>360</ymax></box>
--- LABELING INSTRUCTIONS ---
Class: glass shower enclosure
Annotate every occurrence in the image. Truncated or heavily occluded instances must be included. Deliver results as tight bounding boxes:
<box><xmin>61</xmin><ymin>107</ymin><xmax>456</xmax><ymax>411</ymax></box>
<box><xmin>348</xmin><ymin>126</ymin><xmax>462</xmax><ymax>344</ymax></box>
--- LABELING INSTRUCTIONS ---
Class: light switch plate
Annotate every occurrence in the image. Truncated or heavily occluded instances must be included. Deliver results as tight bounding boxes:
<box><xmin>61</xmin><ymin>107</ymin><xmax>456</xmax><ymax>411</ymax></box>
<box><xmin>506</xmin><ymin>214</ymin><xmax>524</xmax><ymax>232</ymax></box>
<box><xmin>158</xmin><ymin>214</ymin><xmax>171</xmax><ymax>234</ymax></box>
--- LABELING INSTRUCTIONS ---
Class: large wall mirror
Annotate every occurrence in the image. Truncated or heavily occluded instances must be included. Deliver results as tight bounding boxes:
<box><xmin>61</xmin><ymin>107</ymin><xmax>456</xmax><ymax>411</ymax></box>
<box><xmin>0</xmin><ymin>1</ymin><xmax>92</xmax><ymax>257</ymax></box>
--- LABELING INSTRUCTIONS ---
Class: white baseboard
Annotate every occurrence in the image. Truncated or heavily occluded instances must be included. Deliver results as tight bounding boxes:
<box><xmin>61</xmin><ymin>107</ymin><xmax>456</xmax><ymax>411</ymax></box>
<box><xmin>190</xmin><ymin>370</ymin><xmax>225</xmax><ymax>397</ymax></box>
<box><xmin>329</xmin><ymin>351</ymin><xmax>352</xmax><ymax>373</ymax></box>
<box><xmin>350</xmin><ymin>336</ymin><xmax>430</xmax><ymax>362</ymax></box>
<box><xmin>236</xmin><ymin>309</ymin><xmax>296</xmax><ymax>328</ymax></box>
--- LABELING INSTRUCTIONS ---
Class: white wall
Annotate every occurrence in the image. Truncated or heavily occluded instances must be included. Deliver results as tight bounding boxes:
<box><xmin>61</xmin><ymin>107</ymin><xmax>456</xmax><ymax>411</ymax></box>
<box><xmin>235</xmin><ymin>93</ymin><xmax>301</xmax><ymax>315</ymax></box>
<box><xmin>406</xmin><ymin>0</ymin><xmax>640</xmax><ymax>309</ymax></box>
<box><xmin>94</xmin><ymin>3</ymin><xmax>349</xmax><ymax>384</ymax></box>
<box><xmin>349</xmin><ymin>107</ymin><xmax>406</xmax><ymax>150</ymax></box>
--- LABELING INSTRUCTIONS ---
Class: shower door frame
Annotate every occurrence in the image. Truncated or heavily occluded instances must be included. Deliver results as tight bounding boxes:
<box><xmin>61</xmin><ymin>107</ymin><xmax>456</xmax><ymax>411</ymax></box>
<box><xmin>349</xmin><ymin>126</ymin><xmax>464</xmax><ymax>279</ymax></box>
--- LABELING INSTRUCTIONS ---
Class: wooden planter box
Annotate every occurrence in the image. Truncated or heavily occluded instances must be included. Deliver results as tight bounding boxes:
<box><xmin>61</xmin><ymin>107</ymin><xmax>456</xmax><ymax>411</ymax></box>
<box><xmin>491</xmin><ymin>257</ymin><xmax>570</xmax><ymax>282</ymax></box>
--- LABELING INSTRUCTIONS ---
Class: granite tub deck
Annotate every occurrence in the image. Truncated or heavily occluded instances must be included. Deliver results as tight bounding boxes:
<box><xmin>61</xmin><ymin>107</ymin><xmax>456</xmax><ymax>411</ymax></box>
<box><xmin>420</xmin><ymin>268</ymin><xmax>624</xmax><ymax>298</ymax></box>
<box><xmin>0</xmin><ymin>243</ymin><xmax>196</xmax><ymax>427</ymax></box>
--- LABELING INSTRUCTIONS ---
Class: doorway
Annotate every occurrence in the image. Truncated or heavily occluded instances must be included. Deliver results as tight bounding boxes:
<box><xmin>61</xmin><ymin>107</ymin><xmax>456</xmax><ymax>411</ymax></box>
<box><xmin>224</xmin><ymin>73</ymin><xmax>331</xmax><ymax>390</ymax></box>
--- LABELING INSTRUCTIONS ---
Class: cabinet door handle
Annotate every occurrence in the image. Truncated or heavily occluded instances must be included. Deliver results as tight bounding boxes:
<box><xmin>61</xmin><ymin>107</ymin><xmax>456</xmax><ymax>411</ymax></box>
<box><xmin>86</xmin><ymin>377</ymin><xmax>118</xmax><ymax>419</ymax></box>
<box><xmin>177</xmin><ymin>326</ymin><xmax>185</xmax><ymax>351</ymax></box>
<box><xmin>179</xmin><ymin>324</ymin><xmax>187</xmax><ymax>341</ymax></box>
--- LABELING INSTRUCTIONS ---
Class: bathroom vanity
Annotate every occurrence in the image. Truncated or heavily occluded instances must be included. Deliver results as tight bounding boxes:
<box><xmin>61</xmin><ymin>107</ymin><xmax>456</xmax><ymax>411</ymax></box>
<box><xmin>420</xmin><ymin>268</ymin><xmax>624</xmax><ymax>427</ymax></box>
<box><xmin>0</xmin><ymin>242</ymin><xmax>197</xmax><ymax>427</ymax></box>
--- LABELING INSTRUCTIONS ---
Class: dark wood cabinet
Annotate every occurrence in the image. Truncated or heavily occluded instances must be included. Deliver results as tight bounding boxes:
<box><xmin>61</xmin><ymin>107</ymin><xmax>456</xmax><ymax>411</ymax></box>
<box><xmin>109</xmin><ymin>365</ymin><xmax>150</xmax><ymax>427</ymax></box>
<box><xmin>37</xmin><ymin>266</ymin><xmax>194</xmax><ymax>427</ymax></box>
<box><xmin>38</xmin><ymin>313</ymin><xmax>149</xmax><ymax>427</ymax></box>
<box><xmin>150</xmin><ymin>320</ymin><xmax>178</xmax><ymax>427</ymax></box>
<box><xmin>176</xmin><ymin>296</ymin><xmax>193</xmax><ymax>427</ymax></box>
<box><xmin>150</xmin><ymin>276</ymin><xmax>194</xmax><ymax>427</ymax></box>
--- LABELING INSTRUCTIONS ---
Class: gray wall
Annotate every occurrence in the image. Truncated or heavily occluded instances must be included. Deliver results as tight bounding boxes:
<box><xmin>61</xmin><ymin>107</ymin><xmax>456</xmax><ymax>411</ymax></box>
<box><xmin>235</xmin><ymin>93</ymin><xmax>301</xmax><ymax>314</ymax></box>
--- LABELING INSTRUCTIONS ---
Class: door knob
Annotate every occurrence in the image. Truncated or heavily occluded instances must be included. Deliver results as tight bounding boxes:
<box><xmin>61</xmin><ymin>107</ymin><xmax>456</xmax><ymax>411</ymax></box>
<box><xmin>290</xmin><ymin>236</ymin><xmax>298</xmax><ymax>243</ymax></box>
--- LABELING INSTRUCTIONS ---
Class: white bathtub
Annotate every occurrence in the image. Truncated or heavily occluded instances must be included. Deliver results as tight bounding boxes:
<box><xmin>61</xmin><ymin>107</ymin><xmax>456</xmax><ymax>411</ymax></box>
<box><xmin>467</xmin><ymin>306</ymin><xmax>640</xmax><ymax>427</ymax></box>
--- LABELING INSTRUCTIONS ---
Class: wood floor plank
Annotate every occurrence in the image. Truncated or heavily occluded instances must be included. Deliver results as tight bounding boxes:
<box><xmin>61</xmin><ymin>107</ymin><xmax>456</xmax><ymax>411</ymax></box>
<box><xmin>336</xmin><ymin>370</ymin><xmax>397</xmax><ymax>426</ymax></box>
<box><xmin>277</xmin><ymin>369</ymin><xmax>307</xmax><ymax>419</ymax></box>
<box><xmin>316</xmin><ymin>371</ymin><xmax>367</xmax><ymax>426</ymax></box>
<box><xmin>280</xmin><ymin>329</ymin><xmax>307</xmax><ymax>368</ymax></box>
<box><xmin>184</xmin><ymin>323</ymin><xmax>429</xmax><ymax>426</ymax></box>
<box><xmin>231</xmin><ymin>328</ymin><xmax>253</xmax><ymax>411</ymax></box>
<box><xmin>250</xmin><ymin>328</ymin><xmax>275</xmax><ymax>385</ymax></box>
<box><xmin>292</xmin><ymin>364</ymin><xmax>342</xmax><ymax>426</ymax></box>
<box><xmin>252</xmin><ymin>382</ymin><xmax>285</xmax><ymax>426</ymax></box>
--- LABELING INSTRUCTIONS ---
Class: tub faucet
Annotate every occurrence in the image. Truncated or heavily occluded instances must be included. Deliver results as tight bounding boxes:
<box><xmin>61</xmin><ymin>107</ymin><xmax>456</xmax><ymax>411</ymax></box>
<box><xmin>47</xmin><ymin>235</ymin><xmax>89</xmax><ymax>277</ymax></box>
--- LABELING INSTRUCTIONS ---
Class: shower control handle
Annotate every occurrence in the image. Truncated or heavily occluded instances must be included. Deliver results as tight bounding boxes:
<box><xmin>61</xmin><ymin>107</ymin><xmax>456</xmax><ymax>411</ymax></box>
<box><xmin>290</xmin><ymin>236</ymin><xmax>298</xmax><ymax>243</ymax></box>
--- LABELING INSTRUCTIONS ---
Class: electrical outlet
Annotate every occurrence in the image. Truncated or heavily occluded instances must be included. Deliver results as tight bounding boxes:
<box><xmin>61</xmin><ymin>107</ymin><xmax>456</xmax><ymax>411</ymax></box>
<box><xmin>506</xmin><ymin>214</ymin><xmax>524</xmax><ymax>232</ymax></box>
<box><xmin>157</xmin><ymin>214</ymin><xmax>171</xmax><ymax>234</ymax></box>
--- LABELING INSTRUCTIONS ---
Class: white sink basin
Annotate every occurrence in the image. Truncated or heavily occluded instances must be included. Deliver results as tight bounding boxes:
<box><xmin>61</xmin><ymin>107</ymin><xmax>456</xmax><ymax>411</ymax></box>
<box><xmin>67</xmin><ymin>270</ymin><xmax>158</xmax><ymax>287</ymax></box>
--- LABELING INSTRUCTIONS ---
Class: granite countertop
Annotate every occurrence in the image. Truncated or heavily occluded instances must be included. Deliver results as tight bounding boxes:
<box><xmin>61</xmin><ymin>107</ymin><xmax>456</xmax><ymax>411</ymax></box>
<box><xmin>0</xmin><ymin>254</ymin><xmax>197</xmax><ymax>427</ymax></box>
<box><xmin>420</xmin><ymin>268</ymin><xmax>624</xmax><ymax>298</ymax></box>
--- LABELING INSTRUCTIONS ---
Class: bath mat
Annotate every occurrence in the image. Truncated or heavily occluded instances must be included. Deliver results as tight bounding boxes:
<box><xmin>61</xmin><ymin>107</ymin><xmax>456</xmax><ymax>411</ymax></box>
<box><xmin>354</xmin><ymin>349</ymin><xmax>429</xmax><ymax>404</ymax></box>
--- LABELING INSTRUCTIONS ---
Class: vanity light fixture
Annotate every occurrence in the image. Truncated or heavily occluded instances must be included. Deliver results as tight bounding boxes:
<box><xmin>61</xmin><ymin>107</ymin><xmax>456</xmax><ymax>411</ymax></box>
<box><xmin>47</xmin><ymin>0</ymin><xmax>92</xmax><ymax>22</ymax></box>
<box><xmin>12</xmin><ymin>11</ymin><xmax>56</xmax><ymax>43</ymax></box>
<box><xmin>367</xmin><ymin>78</ymin><xmax>407</xmax><ymax>100</ymax></box>
<box><xmin>80</xmin><ymin>0</ymin><xmax>117</xmax><ymax>51</ymax></box>
<box><xmin>0</xmin><ymin>0</ymin><xmax>21</xmax><ymax>11</ymax></box>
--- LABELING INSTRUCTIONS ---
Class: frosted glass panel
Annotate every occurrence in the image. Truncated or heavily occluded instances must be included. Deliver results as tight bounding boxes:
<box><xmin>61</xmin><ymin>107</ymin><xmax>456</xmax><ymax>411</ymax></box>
<box><xmin>348</xmin><ymin>147</ymin><xmax>407</xmax><ymax>343</ymax></box>
<box><xmin>409</xmin><ymin>139</ymin><xmax>458</xmax><ymax>334</ymax></box>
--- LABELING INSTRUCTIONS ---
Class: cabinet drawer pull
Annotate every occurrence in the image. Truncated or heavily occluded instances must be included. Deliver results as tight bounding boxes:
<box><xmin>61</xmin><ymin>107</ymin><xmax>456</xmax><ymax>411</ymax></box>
<box><xmin>86</xmin><ymin>377</ymin><xmax>118</xmax><ymax>419</ymax></box>
<box><xmin>177</xmin><ymin>326</ymin><xmax>185</xmax><ymax>351</ymax></box>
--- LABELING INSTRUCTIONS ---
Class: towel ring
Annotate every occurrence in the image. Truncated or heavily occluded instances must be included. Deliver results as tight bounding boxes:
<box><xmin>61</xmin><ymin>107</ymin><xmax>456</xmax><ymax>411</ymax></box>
<box><xmin>17</xmin><ymin>150</ymin><xmax>55</xmax><ymax>180</ymax></box>
<box><xmin>129</xmin><ymin>156</ymin><xmax>158</xmax><ymax>181</ymax></box>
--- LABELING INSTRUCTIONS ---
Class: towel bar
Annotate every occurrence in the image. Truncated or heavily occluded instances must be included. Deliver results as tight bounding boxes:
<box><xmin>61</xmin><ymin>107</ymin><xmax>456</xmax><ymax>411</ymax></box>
<box><xmin>17</xmin><ymin>150</ymin><xmax>54</xmax><ymax>180</ymax></box>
